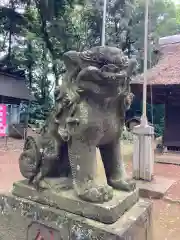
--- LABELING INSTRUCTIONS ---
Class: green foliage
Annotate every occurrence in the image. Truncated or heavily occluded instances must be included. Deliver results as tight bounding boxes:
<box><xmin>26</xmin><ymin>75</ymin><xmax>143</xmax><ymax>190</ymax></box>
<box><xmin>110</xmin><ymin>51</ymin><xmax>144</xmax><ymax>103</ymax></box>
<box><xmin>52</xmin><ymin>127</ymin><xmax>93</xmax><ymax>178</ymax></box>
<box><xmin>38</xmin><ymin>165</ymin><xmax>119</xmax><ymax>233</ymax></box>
<box><xmin>176</xmin><ymin>4</ymin><xmax>180</xmax><ymax>25</ymax></box>
<box><xmin>121</xmin><ymin>128</ymin><xmax>134</xmax><ymax>142</ymax></box>
<box><xmin>151</xmin><ymin>104</ymin><xmax>165</xmax><ymax>137</ymax></box>
<box><xmin>81</xmin><ymin>0</ymin><xmax>135</xmax><ymax>53</ymax></box>
<box><xmin>0</xmin><ymin>0</ymin><xmax>84</xmax><ymax>120</ymax></box>
<box><xmin>130</xmin><ymin>0</ymin><xmax>180</xmax><ymax>72</ymax></box>
<box><xmin>0</xmin><ymin>0</ymin><xmax>178</xmax><ymax>133</ymax></box>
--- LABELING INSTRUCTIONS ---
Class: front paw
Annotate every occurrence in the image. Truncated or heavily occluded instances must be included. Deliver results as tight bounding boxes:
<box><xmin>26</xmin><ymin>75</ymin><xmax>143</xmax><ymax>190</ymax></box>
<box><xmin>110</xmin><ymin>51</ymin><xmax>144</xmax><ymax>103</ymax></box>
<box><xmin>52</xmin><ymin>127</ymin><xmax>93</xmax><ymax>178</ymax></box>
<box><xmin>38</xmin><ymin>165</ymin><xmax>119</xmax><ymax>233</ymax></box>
<box><xmin>108</xmin><ymin>178</ymin><xmax>136</xmax><ymax>192</ymax></box>
<box><xmin>75</xmin><ymin>182</ymin><xmax>113</xmax><ymax>203</ymax></box>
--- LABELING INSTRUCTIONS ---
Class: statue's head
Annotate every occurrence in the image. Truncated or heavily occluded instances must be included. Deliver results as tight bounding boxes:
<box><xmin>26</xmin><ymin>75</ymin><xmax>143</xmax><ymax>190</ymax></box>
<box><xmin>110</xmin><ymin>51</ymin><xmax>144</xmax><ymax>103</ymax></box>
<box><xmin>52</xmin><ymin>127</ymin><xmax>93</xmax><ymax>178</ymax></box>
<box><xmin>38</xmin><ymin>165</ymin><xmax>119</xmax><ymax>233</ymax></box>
<box><xmin>63</xmin><ymin>46</ymin><xmax>137</xmax><ymax>102</ymax></box>
<box><xmin>63</xmin><ymin>46</ymin><xmax>130</xmax><ymax>73</ymax></box>
<box><xmin>79</xmin><ymin>46</ymin><xmax>128</xmax><ymax>69</ymax></box>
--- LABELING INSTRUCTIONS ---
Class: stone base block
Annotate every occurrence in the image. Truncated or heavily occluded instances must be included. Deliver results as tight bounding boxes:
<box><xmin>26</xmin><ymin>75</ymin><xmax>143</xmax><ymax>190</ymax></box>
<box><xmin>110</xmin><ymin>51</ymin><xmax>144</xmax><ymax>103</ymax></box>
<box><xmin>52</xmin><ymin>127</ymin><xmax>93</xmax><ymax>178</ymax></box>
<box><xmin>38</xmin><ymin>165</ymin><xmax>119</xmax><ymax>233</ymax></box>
<box><xmin>135</xmin><ymin>176</ymin><xmax>175</xmax><ymax>199</ymax></box>
<box><xmin>155</xmin><ymin>153</ymin><xmax>180</xmax><ymax>165</ymax></box>
<box><xmin>0</xmin><ymin>193</ymin><xmax>153</xmax><ymax>240</ymax></box>
<box><xmin>12</xmin><ymin>180</ymin><xmax>139</xmax><ymax>224</ymax></box>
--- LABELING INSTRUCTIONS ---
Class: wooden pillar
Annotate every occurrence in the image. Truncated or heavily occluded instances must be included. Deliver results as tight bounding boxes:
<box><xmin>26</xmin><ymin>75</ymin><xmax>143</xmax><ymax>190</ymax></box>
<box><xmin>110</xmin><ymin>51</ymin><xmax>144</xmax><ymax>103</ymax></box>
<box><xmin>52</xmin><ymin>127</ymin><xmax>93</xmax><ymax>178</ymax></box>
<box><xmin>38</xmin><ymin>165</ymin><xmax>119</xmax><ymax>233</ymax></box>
<box><xmin>162</xmin><ymin>89</ymin><xmax>170</xmax><ymax>151</ymax></box>
<box><xmin>24</xmin><ymin>101</ymin><xmax>30</xmax><ymax>140</ymax></box>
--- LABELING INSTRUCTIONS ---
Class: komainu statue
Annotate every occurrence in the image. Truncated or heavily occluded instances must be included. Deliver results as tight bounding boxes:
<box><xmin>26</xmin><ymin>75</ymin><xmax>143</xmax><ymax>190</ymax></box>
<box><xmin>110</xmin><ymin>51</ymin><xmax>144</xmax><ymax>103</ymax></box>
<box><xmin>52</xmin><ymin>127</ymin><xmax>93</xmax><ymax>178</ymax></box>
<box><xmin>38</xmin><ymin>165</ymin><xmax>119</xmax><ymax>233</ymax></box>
<box><xmin>19</xmin><ymin>46</ymin><xmax>137</xmax><ymax>203</ymax></box>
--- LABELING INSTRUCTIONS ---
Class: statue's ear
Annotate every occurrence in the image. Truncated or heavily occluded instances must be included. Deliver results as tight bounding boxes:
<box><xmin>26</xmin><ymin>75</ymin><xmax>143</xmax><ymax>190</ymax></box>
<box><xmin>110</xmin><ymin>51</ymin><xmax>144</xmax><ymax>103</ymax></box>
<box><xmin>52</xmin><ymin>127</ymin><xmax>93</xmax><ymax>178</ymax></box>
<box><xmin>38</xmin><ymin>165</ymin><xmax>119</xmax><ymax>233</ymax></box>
<box><xmin>63</xmin><ymin>51</ymin><xmax>81</xmax><ymax>72</ymax></box>
<box><xmin>127</xmin><ymin>59</ymin><xmax>137</xmax><ymax>77</ymax></box>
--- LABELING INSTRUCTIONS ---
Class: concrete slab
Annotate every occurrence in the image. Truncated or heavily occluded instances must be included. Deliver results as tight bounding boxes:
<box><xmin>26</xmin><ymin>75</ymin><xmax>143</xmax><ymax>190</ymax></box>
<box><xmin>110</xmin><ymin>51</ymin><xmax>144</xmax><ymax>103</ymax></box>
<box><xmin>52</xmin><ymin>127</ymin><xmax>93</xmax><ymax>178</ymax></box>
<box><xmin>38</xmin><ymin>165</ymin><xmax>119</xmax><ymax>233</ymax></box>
<box><xmin>155</xmin><ymin>153</ymin><xmax>180</xmax><ymax>165</ymax></box>
<box><xmin>12</xmin><ymin>179</ymin><xmax>139</xmax><ymax>224</ymax></box>
<box><xmin>135</xmin><ymin>176</ymin><xmax>176</xmax><ymax>199</ymax></box>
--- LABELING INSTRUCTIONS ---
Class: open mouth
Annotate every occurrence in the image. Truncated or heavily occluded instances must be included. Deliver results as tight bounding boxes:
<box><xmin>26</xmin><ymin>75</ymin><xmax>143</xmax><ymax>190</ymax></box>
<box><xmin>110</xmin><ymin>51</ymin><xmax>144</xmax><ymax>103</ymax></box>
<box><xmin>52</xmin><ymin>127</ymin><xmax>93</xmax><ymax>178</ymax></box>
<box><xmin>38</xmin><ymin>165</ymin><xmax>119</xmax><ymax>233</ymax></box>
<box><xmin>97</xmin><ymin>65</ymin><xmax>128</xmax><ymax>86</ymax></box>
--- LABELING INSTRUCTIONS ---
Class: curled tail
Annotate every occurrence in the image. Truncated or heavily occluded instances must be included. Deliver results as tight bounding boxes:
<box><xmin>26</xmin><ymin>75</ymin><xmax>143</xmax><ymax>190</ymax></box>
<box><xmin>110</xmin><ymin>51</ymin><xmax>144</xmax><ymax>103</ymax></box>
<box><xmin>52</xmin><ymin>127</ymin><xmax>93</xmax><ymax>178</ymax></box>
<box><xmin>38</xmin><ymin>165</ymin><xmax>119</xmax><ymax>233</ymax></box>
<box><xmin>19</xmin><ymin>136</ymin><xmax>41</xmax><ymax>181</ymax></box>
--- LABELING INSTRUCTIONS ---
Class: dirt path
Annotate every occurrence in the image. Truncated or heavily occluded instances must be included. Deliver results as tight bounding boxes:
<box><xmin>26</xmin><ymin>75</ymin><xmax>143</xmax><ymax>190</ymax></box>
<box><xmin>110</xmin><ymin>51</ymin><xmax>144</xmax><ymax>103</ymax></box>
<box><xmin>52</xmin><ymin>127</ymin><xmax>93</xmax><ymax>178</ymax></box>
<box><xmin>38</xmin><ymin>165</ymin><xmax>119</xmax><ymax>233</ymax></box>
<box><xmin>153</xmin><ymin>200</ymin><xmax>180</xmax><ymax>240</ymax></box>
<box><xmin>152</xmin><ymin>164</ymin><xmax>180</xmax><ymax>240</ymax></box>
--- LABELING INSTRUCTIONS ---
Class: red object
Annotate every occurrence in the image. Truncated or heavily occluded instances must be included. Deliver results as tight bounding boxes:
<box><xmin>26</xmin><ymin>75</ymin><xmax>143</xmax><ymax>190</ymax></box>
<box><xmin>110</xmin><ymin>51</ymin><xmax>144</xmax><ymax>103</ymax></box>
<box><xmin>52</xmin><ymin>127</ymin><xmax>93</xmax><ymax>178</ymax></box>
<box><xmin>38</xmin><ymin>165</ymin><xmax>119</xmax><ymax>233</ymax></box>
<box><xmin>35</xmin><ymin>232</ymin><xmax>44</xmax><ymax>240</ymax></box>
<box><xmin>35</xmin><ymin>229</ymin><xmax>54</xmax><ymax>240</ymax></box>
<box><xmin>0</xmin><ymin>104</ymin><xmax>7</xmax><ymax>137</ymax></box>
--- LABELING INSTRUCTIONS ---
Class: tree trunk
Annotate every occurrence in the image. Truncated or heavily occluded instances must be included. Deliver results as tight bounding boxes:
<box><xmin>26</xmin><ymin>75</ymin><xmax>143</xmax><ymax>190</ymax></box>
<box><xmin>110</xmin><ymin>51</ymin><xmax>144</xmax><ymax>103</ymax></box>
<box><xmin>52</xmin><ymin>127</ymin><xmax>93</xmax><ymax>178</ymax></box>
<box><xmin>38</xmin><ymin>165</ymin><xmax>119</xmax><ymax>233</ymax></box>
<box><xmin>41</xmin><ymin>45</ymin><xmax>47</xmax><ymax>103</ymax></box>
<box><xmin>27</xmin><ymin>42</ymin><xmax>33</xmax><ymax>89</ymax></box>
<box><xmin>7</xmin><ymin>0</ymin><xmax>15</xmax><ymax>65</ymax></box>
<box><xmin>35</xmin><ymin>0</ymin><xmax>59</xmax><ymax>86</ymax></box>
<box><xmin>7</xmin><ymin>31</ymin><xmax>12</xmax><ymax>63</ymax></box>
<box><xmin>26</xmin><ymin>0</ymin><xmax>33</xmax><ymax>89</ymax></box>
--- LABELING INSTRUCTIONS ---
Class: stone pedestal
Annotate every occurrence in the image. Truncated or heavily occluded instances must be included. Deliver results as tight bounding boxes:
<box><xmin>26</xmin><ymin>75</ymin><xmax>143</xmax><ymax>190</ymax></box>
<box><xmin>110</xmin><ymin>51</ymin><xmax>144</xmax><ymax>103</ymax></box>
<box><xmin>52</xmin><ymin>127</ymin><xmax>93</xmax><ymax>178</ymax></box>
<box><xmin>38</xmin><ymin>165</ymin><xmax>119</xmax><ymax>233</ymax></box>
<box><xmin>0</xmin><ymin>180</ymin><xmax>153</xmax><ymax>240</ymax></box>
<box><xmin>12</xmin><ymin>180</ymin><xmax>139</xmax><ymax>224</ymax></box>
<box><xmin>0</xmin><ymin>193</ymin><xmax>153</xmax><ymax>240</ymax></box>
<box><xmin>133</xmin><ymin>124</ymin><xmax>154</xmax><ymax>181</ymax></box>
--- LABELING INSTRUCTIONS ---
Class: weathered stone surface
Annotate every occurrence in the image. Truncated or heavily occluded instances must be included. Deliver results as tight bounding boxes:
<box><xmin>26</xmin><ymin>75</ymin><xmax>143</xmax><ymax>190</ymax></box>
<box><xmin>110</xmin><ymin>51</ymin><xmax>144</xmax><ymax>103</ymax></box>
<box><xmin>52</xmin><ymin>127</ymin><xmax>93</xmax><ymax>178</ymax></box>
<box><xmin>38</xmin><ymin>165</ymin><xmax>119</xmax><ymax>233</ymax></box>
<box><xmin>12</xmin><ymin>179</ymin><xmax>139</xmax><ymax>224</ymax></box>
<box><xmin>19</xmin><ymin>46</ymin><xmax>137</xmax><ymax>203</ymax></box>
<box><xmin>135</xmin><ymin>176</ymin><xmax>175</xmax><ymax>199</ymax></box>
<box><xmin>0</xmin><ymin>193</ymin><xmax>152</xmax><ymax>240</ymax></box>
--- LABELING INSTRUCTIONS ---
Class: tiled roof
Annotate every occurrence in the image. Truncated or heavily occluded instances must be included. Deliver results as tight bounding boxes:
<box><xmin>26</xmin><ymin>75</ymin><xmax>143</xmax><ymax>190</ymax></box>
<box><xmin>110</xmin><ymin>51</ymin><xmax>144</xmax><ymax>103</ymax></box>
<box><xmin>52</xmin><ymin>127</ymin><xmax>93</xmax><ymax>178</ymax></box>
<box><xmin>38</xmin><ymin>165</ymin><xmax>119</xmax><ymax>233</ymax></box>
<box><xmin>131</xmin><ymin>35</ymin><xmax>180</xmax><ymax>85</ymax></box>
